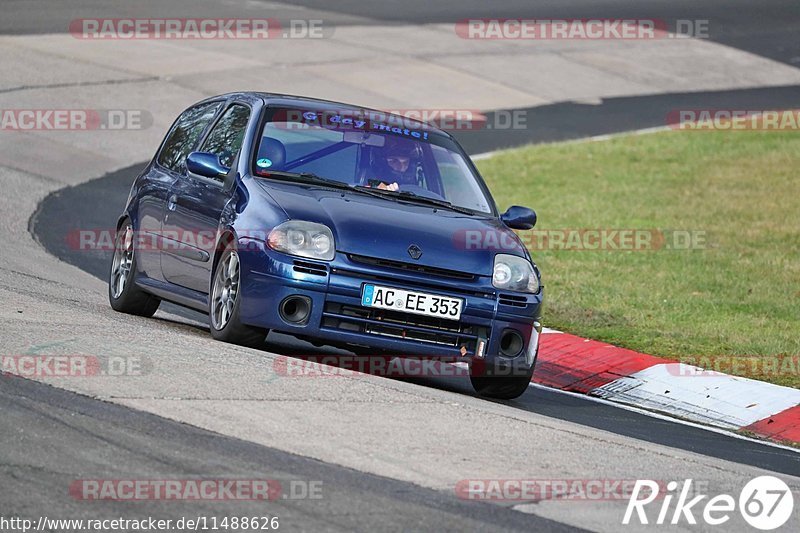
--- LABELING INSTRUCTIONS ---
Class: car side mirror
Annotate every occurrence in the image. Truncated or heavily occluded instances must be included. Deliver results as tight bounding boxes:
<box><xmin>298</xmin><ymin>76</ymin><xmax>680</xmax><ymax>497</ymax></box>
<box><xmin>186</xmin><ymin>151</ymin><xmax>228</xmax><ymax>179</ymax></box>
<box><xmin>500</xmin><ymin>205</ymin><xmax>537</xmax><ymax>230</ymax></box>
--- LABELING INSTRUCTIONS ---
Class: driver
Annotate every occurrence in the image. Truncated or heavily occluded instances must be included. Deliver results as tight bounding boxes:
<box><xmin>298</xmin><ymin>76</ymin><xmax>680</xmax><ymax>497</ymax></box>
<box><xmin>369</xmin><ymin>140</ymin><xmax>419</xmax><ymax>191</ymax></box>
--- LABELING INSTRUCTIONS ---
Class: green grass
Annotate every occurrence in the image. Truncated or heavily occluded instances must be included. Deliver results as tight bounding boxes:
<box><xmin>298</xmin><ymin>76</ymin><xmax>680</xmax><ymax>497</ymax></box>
<box><xmin>476</xmin><ymin>130</ymin><xmax>800</xmax><ymax>388</ymax></box>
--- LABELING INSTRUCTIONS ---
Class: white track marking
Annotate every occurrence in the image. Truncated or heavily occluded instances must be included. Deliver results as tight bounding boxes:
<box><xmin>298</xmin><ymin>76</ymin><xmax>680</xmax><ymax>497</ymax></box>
<box><xmin>591</xmin><ymin>363</ymin><xmax>800</xmax><ymax>429</ymax></box>
<box><xmin>529</xmin><ymin>383</ymin><xmax>800</xmax><ymax>454</ymax></box>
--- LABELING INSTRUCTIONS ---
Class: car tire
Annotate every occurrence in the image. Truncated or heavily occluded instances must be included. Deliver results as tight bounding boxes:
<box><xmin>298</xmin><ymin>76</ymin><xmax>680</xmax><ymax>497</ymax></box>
<box><xmin>209</xmin><ymin>243</ymin><xmax>267</xmax><ymax>348</ymax></box>
<box><xmin>470</xmin><ymin>362</ymin><xmax>535</xmax><ymax>400</ymax></box>
<box><xmin>108</xmin><ymin>220</ymin><xmax>161</xmax><ymax>317</ymax></box>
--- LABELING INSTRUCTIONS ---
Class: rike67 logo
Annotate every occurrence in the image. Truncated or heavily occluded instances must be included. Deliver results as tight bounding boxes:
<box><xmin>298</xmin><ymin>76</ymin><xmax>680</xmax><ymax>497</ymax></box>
<box><xmin>624</xmin><ymin>476</ymin><xmax>794</xmax><ymax>530</ymax></box>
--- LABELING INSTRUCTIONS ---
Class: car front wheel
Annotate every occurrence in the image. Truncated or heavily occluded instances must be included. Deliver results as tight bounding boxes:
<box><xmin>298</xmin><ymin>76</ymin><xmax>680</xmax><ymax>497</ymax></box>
<box><xmin>209</xmin><ymin>243</ymin><xmax>267</xmax><ymax>348</ymax></box>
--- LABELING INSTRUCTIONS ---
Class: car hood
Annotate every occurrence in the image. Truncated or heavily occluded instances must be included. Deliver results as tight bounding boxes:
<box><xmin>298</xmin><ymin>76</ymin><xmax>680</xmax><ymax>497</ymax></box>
<box><xmin>255</xmin><ymin>181</ymin><xmax>526</xmax><ymax>276</ymax></box>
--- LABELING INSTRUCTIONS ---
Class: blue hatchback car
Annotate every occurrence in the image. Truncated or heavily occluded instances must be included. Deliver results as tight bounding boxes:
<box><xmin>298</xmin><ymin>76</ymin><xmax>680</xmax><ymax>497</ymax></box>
<box><xmin>109</xmin><ymin>92</ymin><xmax>543</xmax><ymax>398</ymax></box>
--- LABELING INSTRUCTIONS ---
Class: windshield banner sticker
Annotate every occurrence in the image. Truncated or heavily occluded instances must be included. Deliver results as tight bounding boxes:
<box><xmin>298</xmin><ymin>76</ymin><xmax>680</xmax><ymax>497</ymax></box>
<box><xmin>281</xmin><ymin>110</ymin><xmax>432</xmax><ymax>140</ymax></box>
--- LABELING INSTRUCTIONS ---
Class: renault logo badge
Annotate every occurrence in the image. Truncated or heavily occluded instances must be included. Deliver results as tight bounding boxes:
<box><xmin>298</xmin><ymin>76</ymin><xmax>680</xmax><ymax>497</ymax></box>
<box><xmin>407</xmin><ymin>244</ymin><xmax>422</xmax><ymax>260</ymax></box>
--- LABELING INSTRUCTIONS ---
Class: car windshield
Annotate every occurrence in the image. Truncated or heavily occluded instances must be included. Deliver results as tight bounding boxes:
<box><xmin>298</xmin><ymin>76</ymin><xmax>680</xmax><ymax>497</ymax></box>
<box><xmin>253</xmin><ymin>108</ymin><xmax>495</xmax><ymax>214</ymax></box>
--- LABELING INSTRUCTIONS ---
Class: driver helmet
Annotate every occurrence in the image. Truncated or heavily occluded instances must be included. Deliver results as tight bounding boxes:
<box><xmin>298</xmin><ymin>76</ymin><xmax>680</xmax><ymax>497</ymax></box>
<box><xmin>373</xmin><ymin>139</ymin><xmax>419</xmax><ymax>185</ymax></box>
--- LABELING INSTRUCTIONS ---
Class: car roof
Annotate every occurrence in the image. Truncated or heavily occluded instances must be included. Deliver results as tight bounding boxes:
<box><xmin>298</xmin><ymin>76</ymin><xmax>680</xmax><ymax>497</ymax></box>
<box><xmin>200</xmin><ymin>91</ymin><xmax>454</xmax><ymax>138</ymax></box>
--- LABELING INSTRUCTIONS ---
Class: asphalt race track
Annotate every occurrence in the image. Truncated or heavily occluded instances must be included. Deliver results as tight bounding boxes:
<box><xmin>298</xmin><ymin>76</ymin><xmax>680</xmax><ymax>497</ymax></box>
<box><xmin>30</xmin><ymin>162</ymin><xmax>800</xmax><ymax>478</ymax></box>
<box><xmin>3</xmin><ymin>0</ymin><xmax>798</xmax><ymax>67</ymax></box>
<box><xmin>2</xmin><ymin>1</ymin><xmax>800</xmax><ymax>532</ymax></box>
<box><xmin>1</xmin><ymin>375</ymin><xmax>578</xmax><ymax>532</ymax></box>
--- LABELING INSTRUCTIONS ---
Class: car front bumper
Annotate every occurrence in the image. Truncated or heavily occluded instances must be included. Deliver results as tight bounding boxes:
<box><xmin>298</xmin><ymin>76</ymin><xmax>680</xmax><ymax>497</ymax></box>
<box><xmin>237</xmin><ymin>238</ymin><xmax>543</xmax><ymax>369</ymax></box>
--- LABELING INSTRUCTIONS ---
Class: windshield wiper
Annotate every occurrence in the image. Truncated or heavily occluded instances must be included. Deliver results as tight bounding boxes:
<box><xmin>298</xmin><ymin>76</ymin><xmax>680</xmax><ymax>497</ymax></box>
<box><xmin>263</xmin><ymin>172</ymin><xmax>423</xmax><ymax>204</ymax></box>
<box><xmin>257</xmin><ymin>170</ymin><xmax>355</xmax><ymax>192</ymax></box>
<box><xmin>355</xmin><ymin>186</ymin><xmax>476</xmax><ymax>215</ymax></box>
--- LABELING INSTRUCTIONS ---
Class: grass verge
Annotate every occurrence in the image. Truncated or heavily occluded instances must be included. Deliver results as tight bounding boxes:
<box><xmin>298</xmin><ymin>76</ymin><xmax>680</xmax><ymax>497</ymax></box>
<box><xmin>477</xmin><ymin>130</ymin><xmax>800</xmax><ymax>388</ymax></box>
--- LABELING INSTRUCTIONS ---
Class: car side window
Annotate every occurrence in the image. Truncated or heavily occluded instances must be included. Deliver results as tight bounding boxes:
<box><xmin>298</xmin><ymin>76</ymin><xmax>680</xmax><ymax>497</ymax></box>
<box><xmin>157</xmin><ymin>102</ymin><xmax>221</xmax><ymax>173</ymax></box>
<box><xmin>201</xmin><ymin>104</ymin><xmax>251</xmax><ymax>176</ymax></box>
<box><xmin>260</xmin><ymin>122</ymin><xmax>358</xmax><ymax>183</ymax></box>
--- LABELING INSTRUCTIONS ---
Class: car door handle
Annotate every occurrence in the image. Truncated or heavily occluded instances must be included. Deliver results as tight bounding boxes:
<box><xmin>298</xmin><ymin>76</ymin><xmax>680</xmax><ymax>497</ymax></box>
<box><xmin>167</xmin><ymin>194</ymin><xmax>178</xmax><ymax>211</ymax></box>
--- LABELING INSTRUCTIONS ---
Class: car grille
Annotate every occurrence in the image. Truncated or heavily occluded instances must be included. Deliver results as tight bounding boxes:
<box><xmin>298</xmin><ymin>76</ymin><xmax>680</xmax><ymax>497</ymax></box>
<box><xmin>348</xmin><ymin>254</ymin><xmax>476</xmax><ymax>281</ymax></box>
<box><xmin>322</xmin><ymin>302</ymin><xmax>488</xmax><ymax>355</ymax></box>
<box><xmin>499</xmin><ymin>293</ymin><xmax>527</xmax><ymax>307</ymax></box>
<box><xmin>293</xmin><ymin>260</ymin><xmax>328</xmax><ymax>277</ymax></box>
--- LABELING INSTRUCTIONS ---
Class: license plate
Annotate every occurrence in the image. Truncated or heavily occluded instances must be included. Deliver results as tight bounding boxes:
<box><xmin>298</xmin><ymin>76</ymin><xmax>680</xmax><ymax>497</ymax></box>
<box><xmin>361</xmin><ymin>284</ymin><xmax>463</xmax><ymax>320</ymax></box>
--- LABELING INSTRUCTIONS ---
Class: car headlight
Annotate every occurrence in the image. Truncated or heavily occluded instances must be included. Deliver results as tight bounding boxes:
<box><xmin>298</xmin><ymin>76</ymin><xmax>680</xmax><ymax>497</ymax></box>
<box><xmin>493</xmin><ymin>254</ymin><xmax>540</xmax><ymax>293</ymax></box>
<box><xmin>267</xmin><ymin>221</ymin><xmax>335</xmax><ymax>261</ymax></box>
